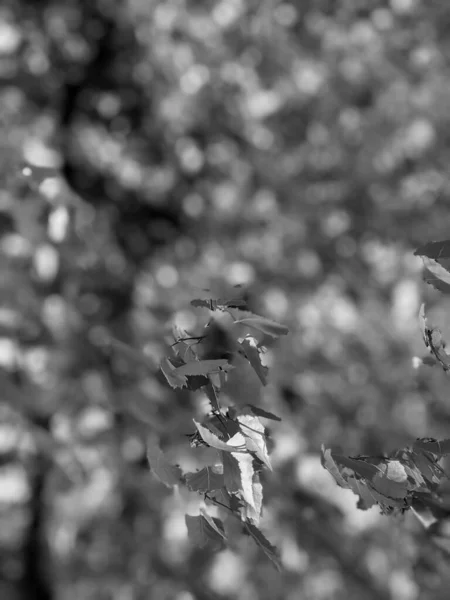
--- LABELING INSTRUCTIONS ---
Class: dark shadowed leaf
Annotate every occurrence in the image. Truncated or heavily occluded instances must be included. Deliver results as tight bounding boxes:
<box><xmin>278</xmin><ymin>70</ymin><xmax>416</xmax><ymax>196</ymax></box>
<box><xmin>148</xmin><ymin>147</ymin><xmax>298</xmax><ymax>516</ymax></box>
<box><xmin>244</xmin><ymin>522</ymin><xmax>281</xmax><ymax>571</ymax></box>
<box><xmin>185</xmin><ymin>466</ymin><xmax>225</xmax><ymax>492</ymax></box>
<box><xmin>414</xmin><ymin>240</ymin><xmax>450</xmax><ymax>260</ymax></box>
<box><xmin>185</xmin><ymin>514</ymin><xmax>226</xmax><ymax>551</ymax></box>
<box><xmin>413</xmin><ymin>438</ymin><xmax>450</xmax><ymax>458</ymax></box>
<box><xmin>246</xmin><ymin>404</ymin><xmax>282</xmax><ymax>421</ymax></box>
<box><xmin>203</xmin><ymin>381</ymin><xmax>220</xmax><ymax>411</ymax></box>
<box><xmin>207</xmin><ymin>414</ymin><xmax>240</xmax><ymax>440</ymax></box>
<box><xmin>186</xmin><ymin>374</ymin><xmax>210</xmax><ymax>391</ymax></box>
<box><xmin>191</xmin><ymin>298</ymin><xmax>218</xmax><ymax>310</ymax></box>
<box><xmin>176</xmin><ymin>359</ymin><xmax>232</xmax><ymax>377</ymax></box>
<box><xmin>206</xmin><ymin>487</ymin><xmax>241</xmax><ymax>512</ymax></box>
<box><xmin>147</xmin><ymin>438</ymin><xmax>183</xmax><ymax>488</ymax></box>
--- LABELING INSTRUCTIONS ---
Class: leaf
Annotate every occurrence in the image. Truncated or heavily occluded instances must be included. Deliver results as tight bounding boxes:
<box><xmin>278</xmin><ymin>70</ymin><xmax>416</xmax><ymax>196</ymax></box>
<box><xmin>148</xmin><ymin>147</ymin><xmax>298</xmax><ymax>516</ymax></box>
<box><xmin>194</xmin><ymin>421</ymin><xmax>247</xmax><ymax>453</ymax></box>
<box><xmin>185</xmin><ymin>374</ymin><xmax>211</xmax><ymax>391</ymax></box>
<box><xmin>244</xmin><ymin>522</ymin><xmax>281</xmax><ymax>571</ymax></box>
<box><xmin>321</xmin><ymin>447</ymin><xmax>408</xmax><ymax>511</ymax></box>
<box><xmin>206</xmin><ymin>486</ymin><xmax>241</xmax><ymax>512</ymax></box>
<box><xmin>171</xmin><ymin>328</ymin><xmax>199</xmax><ymax>362</ymax></box>
<box><xmin>203</xmin><ymin>381</ymin><xmax>220</xmax><ymax>411</ymax></box>
<box><xmin>246</xmin><ymin>404</ymin><xmax>281</xmax><ymax>422</ymax></box>
<box><xmin>241</xmin><ymin>475</ymin><xmax>263</xmax><ymax>525</ymax></box>
<box><xmin>322</xmin><ymin>437</ymin><xmax>450</xmax><ymax>515</ymax></box>
<box><xmin>160</xmin><ymin>357</ymin><xmax>187</xmax><ymax>388</ymax></box>
<box><xmin>206</xmin><ymin>414</ymin><xmax>240</xmax><ymax>440</ymax></box>
<box><xmin>328</xmin><ymin>453</ymin><xmax>380</xmax><ymax>481</ymax></box>
<box><xmin>185</xmin><ymin>514</ymin><xmax>226</xmax><ymax>551</ymax></box>
<box><xmin>413</xmin><ymin>438</ymin><xmax>450</xmax><ymax>458</ymax></box>
<box><xmin>237</xmin><ymin>415</ymin><xmax>272</xmax><ymax>470</ymax></box>
<box><xmin>185</xmin><ymin>466</ymin><xmax>225</xmax><ymax>492</ymax></box>
<box><xmin>223</xmin><ymin>297</ymin><xmax>248</xmax><ymax>309</ymax></box>
<box><xmin>191</xmin><ymin>298</ymin><xmax>218</xmax><ymax>310</ymax></box>
<box><xmin>233</xmin><ymin>313</ymin><xmax>289</xmax><ymax>338</ymax></box>
<box><xmin>222</xmin><ymin>452</ymin><xmax>242</xmax><ymax>493</ymax></box>
<box><xmin>147</xmin><ymin>438</ymin><xmax>182</xmax><ymax>488</ymax></box>
<box><xmin>419</xmin><ymin>303</ymin><xmax>427</xmax><ymax>342</ymax></box>
<box><xmin>222</xmin><ymin>449</ymin><xmax>256</xmax><ymax>509</ymax></box>
<box><xmin>321</xmin><ymin>447</ymin><xmax>351</xmax><ymax>489</ymax></box>
<box><xmin>421</xmin><ymin>257</ymin><xmax>450</xmax><ymax>293</ymax></box>
<box><xmin>414</xmin><ymin>240</ymin><xmax>450</xmax><ymax>260</ymax></box>
<box><xmin>418</xmin><ymin>304</ymin><xmax>450</xmax><ymax>372</ymax></box>
<box><xmin>392</xmin><ymin>448</ymin><xmax>443</xmax><ymax>488</ymax></box>
<box><xmin>175</xmin><ymin>359</ymin><xmax>232</xmax><ymax>378</ymax></box>
<box><xmin>423</xmin><ymin>266</ymin><xmax>450</xmax><ymax>294</ymax></box>
<box><xmin>369</xmin><ymin>463</ymin><xmax>411</xmax><ymax>501</ymax></box>
<box><xmin>238</xmin><ymin>339</ymin><xmax>268</xmax><ymax>385</ymax></box>
<box><xmin>199</xmin><ymin>508</ymin><xmax>227</xmax><ymax>540</ymax></box>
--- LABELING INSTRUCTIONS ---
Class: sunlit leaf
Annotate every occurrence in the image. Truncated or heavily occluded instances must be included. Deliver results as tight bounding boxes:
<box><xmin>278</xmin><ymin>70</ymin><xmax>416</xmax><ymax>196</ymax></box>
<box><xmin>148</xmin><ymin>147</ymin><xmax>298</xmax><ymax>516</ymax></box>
<box><xmin>222</xmin><ymin>450</ymin><xmax>256</xmax><ymax>509</ymax></box>
<box><xmin>194</xmin><ymin>421</ymin><xmax>247</xmax><ymax>453</ymax></box>
<box><xmin>421</xmin><ymin>257</ymin><xmax>450</xmax><ymax>293</ymax></box>
<box><xmin>418</xmin><ymin>304</ymin><xmax>450</xmax><ymax>372</ymax></box>
<box><xmin>241</xmin><ymin>474</ymin><xmax>263</xmax><ymax>525</ymax></box>
<box><xmin>239</xmin><ymin>339</ymin><xmax>268</xmax><ymax>385</ymax></box>
<box><xmin>237</xmin><ymin>414</ymin><xmax>272</xmax><ymax>470</ymax></box>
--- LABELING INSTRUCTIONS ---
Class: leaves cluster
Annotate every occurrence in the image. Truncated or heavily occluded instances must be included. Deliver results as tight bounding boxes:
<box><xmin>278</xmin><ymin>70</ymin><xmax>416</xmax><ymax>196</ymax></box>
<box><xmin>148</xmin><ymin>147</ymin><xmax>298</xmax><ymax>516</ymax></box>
<box><xmin>323</xmin><ymin>238</ymin><xmax>450</xmax><ymax>546</ymax></box>
<box><xmin>321</xmin><ymin>439</ymin><xmax>448</xmax><ymax>514</ymax></box>
<box><xmin>149</xmin><ymin>290</ymin><xmax>287</xmax><ymax>569</ymax></box>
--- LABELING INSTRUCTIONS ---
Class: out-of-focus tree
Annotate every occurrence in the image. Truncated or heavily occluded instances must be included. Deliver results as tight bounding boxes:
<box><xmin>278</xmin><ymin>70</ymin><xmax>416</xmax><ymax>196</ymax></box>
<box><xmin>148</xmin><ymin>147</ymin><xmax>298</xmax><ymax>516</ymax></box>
<box><xmin>2</xmin><ymin>0</ymin><xmax>450</xmax><ymax>599</ymax></box>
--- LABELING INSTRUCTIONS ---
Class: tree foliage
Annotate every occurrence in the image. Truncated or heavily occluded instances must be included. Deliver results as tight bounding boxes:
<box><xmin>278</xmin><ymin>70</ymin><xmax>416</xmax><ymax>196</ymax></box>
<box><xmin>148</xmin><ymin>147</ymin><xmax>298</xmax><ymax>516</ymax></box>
<box><xmin>5</xmin><ymin>0</ymin><xmax>450</xmax><ymax>598</ymax></box>
<box><xmin>151</xmin><ymin>290</ymin><xmax>286</xmax><ymax>568</ymax></box>
<box><xmin>323</xmin><ymin>240</ymin><xmax>450</xmax><ymax>558</ymax></box>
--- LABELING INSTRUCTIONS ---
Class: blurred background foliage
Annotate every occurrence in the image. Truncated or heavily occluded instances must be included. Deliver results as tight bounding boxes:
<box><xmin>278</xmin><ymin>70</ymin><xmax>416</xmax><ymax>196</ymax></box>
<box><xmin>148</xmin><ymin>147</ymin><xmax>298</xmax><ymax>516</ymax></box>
<box><xmin>2</xmin><ymin>0</ymin><xmax>450</xmax><ymax>598</ymax></box>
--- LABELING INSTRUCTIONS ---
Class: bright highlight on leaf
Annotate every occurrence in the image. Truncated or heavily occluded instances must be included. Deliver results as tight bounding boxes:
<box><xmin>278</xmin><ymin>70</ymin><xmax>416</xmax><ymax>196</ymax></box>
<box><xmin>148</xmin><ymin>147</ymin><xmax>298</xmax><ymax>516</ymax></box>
<box><xmin>419</xmin><ymin>304</ymin><xmax>450</xmax><ymax>372</ymax></box>
<box><xmin>415</xmin><ymin>239</ymin><xmax>450</xmax><ymax>293</ymax></box>
<box><xmin>233</xmin><ymin>314</ymin><xmax>289</xmax><ymax>338</ymax></box>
